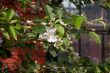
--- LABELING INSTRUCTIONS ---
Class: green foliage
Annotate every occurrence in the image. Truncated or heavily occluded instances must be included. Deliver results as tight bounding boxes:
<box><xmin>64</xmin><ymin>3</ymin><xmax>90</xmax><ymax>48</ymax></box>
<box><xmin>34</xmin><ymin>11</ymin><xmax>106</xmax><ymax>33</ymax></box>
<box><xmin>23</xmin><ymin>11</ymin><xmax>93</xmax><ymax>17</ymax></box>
<box><xmin>101</xmin><ymin>0</ymin><xmax>110</xmax><ymax>9</ymax></box>
<box><xmin>2</xmin><ymin>31</ymin><xmax>10</xmax><ymax>40</ymax></box>
<box><xmin>72</xmin><ymin>15</ymin><xmax>86</xmax><ymax>30</ymax></box>
<box><xmin>45</xmin><ymin>4</ymin><xmax>54</xmax><ymax>19</ymax></box>
<box><xmin>0</xmin><ymin>9</ymin><xmax>21</xmax><ymax>40</ymax></box>
<box><xmin>0</xmin><ymin>0</ymin><xmax>109</xmax><ymax>73</ymax></box>
<box><xmin>32</xmin><ymin>25</ymin><xmax>46</xmax><ymax>33</ymax></box>
<box><xmin>6</xmin><ymin>9</ymin><xmax>15</xmax><ymax>21</ymax></box>
<box><xmin>55</xmin><ymin>24</ymin><xmax>65</xmax><ymax>36</ymax></box>
<box><xmin>44</xmin><ymin>4</ymin><xmax>63</xmax><ymax>19</ymax></box>
<box><xmin>89</xmin><ymin>32</ymin><xmax>101</xmax><ymax>46</ymax></box>
<box><xmin>55</xmin><ymin>8</ymin><xmax>63</xmax><ymax>19</ymax></box>
<box><xmin>9</xmin><ymin>26</ymin><xmax>17</xmax><ymax>40</ymax></box>
<box><xmin>19</xmin><ymin>0</ymin><xmax>32</xmax><ymax>8</ymax></box>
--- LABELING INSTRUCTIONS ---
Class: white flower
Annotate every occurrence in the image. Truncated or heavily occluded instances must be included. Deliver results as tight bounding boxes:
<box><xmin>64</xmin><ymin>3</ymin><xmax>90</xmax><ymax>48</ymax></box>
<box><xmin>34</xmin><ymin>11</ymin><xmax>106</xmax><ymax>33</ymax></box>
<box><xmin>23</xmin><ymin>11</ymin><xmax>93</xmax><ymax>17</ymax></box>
<box><xmin>26</xmin><ymin>20</ymin><xmax>33</xmax><ymax>24</ymax></box>
<box><xmin>90</xmin><ymin>0</ymin><xmax>95</xmax><ymax>5</ymax></box>
<box><xmin>91</xmin><ymin>28</ymin><xmax>95</xmax><ymax>31</ymax></box>
<box><xmin>48</xmin><ymin>35</ymin><xmax>58</xmax><ymax>42</ymax></box>
<box><xmin>41</xmin><ymin>22</ymin><xmax>47</xmax><ymax>25</ymax></box>
<box><xmin>39</xmin><ymin>33</ymin><xmax>48</xmax><ymax>39</ymax></box>
<box><xmin>39</xmin><ymin>27</ymin><xmax>58</xmax><ymax>43</ymax></box>
<box><xmin>46</xmin><ymin>27</ymin><xmax>56</xmax><ymax>34</ymax></box>
<box><xmin>35</xmin><ymin>61</ymin><xmax>38</xmax><ymax>64</ymax></box>
<box><xmin>75</xmin><ymin>53</ymin><xmax>79</xmax><ymax>56</ymax></box>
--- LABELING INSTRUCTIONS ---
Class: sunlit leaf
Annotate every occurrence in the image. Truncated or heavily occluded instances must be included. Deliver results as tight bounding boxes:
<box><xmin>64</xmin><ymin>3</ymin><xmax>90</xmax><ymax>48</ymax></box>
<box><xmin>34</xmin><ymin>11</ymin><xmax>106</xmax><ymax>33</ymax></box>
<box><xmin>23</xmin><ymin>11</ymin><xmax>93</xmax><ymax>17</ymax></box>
<box><xmin>10</xmin><ymin>20</ymin><xmax>18</xmax><ymax>23</ymax></box>
<box><xmin>14</xmin><ymin>23</ymin><xmax>22</xmax><ymax>30</ymax></box>
<box><xmin>9</xmin><ymin>26</ymin><xmax>17</xmax><ymax>40</ymax></box>
<box><xmin>2</xmin><ymin>31</ymin><xmax>10</xmax><ymax>40</ymax></box>
<box><xmin>89</xmin><ymin>32</ymin><xmax>101</xmax><ymax>46</ymax></box>
<box><xmin>72</xmin><ymin>15</ymin><xmax>86</xmax><ymax>30</ymax></box>
<box><xmin>94</xmin><ymin>67</ymin><xmax>101</xmax><ymax>73</ymax></box>
<box><xmin>98</xmin><ymin>21</ymin><xmax>107</xmax><ymax>29</ymax></box>
<box><xmin>6</xmin><ymin>9</ymin><xmax>15</xmax><ymax>21</ymax></box>
<box><xmin>55</xmin><ymin>24</ymin><xmax>65</xmax><ymax>36</ymax></box>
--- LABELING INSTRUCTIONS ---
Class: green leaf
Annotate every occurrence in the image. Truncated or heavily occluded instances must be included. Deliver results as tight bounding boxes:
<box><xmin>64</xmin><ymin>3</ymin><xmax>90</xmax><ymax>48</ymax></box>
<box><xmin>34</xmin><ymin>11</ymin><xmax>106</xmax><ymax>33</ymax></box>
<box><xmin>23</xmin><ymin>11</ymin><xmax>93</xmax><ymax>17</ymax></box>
<box><xmin>10</xmin><ymin>20</ymin><xmax>18</xmax><ymax>23</ymax></box>
<box><xmin>44</xmin><ymin>4</ymin><xmax>54</xmax><ymax>18</ymax></box>
<box><xmin>56</xmin><ymin>8</ymin><xmax>63</xmax><ymax>19</ymax></box>
<box><xmin>72</xmin><ymin>15</ymin><xmax>86</xmax><ymax>30</ymax></box>
<box><xmin>6</xmin><ymin>9</ymin><xmax>15</xmax><ymax>21</ymax></box>
<box><xmin>94</xmin><ymin>17</ymin><xmax>107</xmax><ymax>29</ymax></box>
<box><xmin>63</xmin><ymin>18</ymin><xmax>72</xmax><ymax>25</ymax></box>
<box><xmin>55</xmin><ymin>24</ymin><xmax>65</xmax><ymax>36</ymax></box>
<box><xmin>106</xmin><ymin>2</ymin><xmax>110</xmax><ymax>8</ymax></box>
<box><xmin>19</xmin><ymin>0</ymin><xmax>28</xmax><ymax>8</ymax></box>
<box><xmin>9</xmin><ymin>26</ymin><xmax>17</xmax><ymax>40</ymax></box>
<box><xmin>94</xmin><ymin>67</ymin><xmax>101</xmax><ymax>73</ymax></box>
<box><xmin>32</xmin><ymin>25</ymin><xmax>46</xmax><ymax>33</ymax></box>
<box><xmin>27</xmin><ymin>33</ymin><xmax>36</xmax><ymax>38</ymax></box>
<box><xmin>89</xmin><ymin>32</ymin><xmax>101</xmax><ymax>46</ymax></box>
<box><xmin>2</xmin><ymin>31</ymin><xmax>10</xmax><ymax>40</ymax></box>
<box><xmin>14</xmin><ymin>23</ymin><xmax>22</xmax><ymax>30</ymax></box>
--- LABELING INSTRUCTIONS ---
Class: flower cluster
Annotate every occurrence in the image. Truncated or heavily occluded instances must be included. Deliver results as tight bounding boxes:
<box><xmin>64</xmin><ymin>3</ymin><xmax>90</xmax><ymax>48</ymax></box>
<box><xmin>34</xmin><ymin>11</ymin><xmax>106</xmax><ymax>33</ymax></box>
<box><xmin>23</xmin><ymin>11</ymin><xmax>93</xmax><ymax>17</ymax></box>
<box><xmin>39</xmin><ymin>27</ymin><xmax>59</xmax><ymax>43</ymax></box>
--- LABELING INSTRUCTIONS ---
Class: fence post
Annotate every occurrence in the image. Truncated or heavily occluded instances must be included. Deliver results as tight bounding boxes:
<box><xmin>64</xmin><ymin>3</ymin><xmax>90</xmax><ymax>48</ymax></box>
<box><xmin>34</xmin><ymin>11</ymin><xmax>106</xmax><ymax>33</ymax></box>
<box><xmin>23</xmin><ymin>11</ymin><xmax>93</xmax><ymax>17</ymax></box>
<box><xmin>101</xmin><ymin>34</ymin><xmax>105</xmax><ymax>62</ymax></box>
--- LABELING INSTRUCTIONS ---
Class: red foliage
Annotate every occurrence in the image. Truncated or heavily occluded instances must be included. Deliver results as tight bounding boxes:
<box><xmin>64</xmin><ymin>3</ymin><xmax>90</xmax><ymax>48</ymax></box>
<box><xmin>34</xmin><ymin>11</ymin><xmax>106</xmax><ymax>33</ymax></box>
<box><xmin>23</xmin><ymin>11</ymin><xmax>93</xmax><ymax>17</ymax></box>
<box><xmin>30</xmin><ymin>48</ymin><xmax>46</xmax><ymax>65</ymax></box>
<box><xmin>0</xmin><ymin>47</ymin><xmax>24</xmax><ymax>71</ymax></box>
<box><xmin>0</xmin><ymin>0</ymin><xmax>47</xmax><ymax>20</ymax></box>
<box><xmin>0</xmin><ymin>0</ymin><xmax>47</xmax><ymax>72</ymax></box>
<box><xmin>0</xmin><ymin>40</ymin><xmax>47</xmax><ymax>72</ymax></box>
<box><xmin>26</xmin><ymin>40</ymin><xmax>47</xmax><ymax>65</ymax></box>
